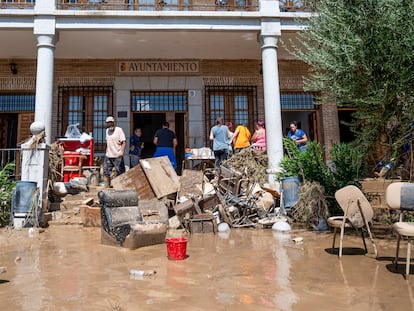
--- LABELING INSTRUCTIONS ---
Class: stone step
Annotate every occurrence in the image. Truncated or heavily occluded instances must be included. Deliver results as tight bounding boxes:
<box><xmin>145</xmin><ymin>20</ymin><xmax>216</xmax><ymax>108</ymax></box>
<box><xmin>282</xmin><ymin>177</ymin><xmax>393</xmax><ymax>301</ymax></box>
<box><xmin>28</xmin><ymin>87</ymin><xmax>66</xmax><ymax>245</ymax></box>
<box><xmin>46</xmin><ymin>208</ymin><xmax>82</xmax><ymax>226</ymax></box>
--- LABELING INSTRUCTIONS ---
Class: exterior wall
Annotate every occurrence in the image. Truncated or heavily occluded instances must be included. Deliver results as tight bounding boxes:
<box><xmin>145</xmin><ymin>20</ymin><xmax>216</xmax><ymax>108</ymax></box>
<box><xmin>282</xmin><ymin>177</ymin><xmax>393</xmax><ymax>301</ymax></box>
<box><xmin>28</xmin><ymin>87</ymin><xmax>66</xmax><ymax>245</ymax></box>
<box><xmin>0</xmin><ymin>58</ymin><xmax>319</xmax><ymax>150</ymax></box>
<box><xmin>114</xmin><ymin>75</ymin><xmax>204</xmax><ymax>148</ymax></box>
<box><xmin>279</xmin><ymin>60</ymin><xmax>308</xmax><ymax>91</ymax></box>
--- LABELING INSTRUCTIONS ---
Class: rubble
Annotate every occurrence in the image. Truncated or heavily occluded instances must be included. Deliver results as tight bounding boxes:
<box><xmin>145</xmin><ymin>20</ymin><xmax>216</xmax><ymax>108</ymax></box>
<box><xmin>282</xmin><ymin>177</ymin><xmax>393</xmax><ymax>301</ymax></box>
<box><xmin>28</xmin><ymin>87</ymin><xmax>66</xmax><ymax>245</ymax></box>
<box><xmin>47</xmin><ymin>154</ymin><xmax>285</xmax><ymax>244</ymax></box>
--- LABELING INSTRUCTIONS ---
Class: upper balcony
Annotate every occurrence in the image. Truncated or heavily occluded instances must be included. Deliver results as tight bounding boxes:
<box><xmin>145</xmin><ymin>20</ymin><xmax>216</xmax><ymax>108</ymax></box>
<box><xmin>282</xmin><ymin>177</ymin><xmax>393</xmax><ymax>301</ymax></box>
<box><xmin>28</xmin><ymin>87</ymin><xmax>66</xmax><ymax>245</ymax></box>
<box><xmin>0</xmin><ymin>0</ymin><xmax>312</xmax><ymax>13</ymax></box>
<box><xmin>0</xmin><ymin>0</ymin><xmax>311</xmax><ymax>61</ymax></box>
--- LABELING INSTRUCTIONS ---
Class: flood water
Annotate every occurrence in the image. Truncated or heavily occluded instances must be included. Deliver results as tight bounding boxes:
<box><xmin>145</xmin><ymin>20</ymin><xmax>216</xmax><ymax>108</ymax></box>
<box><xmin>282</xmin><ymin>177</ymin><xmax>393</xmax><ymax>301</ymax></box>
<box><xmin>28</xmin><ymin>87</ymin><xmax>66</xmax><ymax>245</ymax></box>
<box><xmin>1</xmin><ymin>225</ymin><xmax>413</xmax><ymax>311</ymax></box>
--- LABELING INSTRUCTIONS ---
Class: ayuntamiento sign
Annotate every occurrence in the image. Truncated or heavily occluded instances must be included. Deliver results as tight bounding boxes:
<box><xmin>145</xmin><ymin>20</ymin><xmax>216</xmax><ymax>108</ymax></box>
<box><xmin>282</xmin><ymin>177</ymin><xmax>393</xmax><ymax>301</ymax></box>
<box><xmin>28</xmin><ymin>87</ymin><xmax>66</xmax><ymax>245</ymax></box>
<box><xmin>119</xmin><ymin>61</ymin><xmax>199</xmax><ymax>74</ymax></box>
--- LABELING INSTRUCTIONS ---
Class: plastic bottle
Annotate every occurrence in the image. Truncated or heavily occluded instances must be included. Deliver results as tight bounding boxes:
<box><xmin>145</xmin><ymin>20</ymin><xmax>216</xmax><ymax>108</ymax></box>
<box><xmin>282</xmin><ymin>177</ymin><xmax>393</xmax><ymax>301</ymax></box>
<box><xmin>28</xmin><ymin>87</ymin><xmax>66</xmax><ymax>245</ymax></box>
<box><xmin>129</xmin><ymin>269</ymin><xmax>156</xmax><ymax>277</ymax></box>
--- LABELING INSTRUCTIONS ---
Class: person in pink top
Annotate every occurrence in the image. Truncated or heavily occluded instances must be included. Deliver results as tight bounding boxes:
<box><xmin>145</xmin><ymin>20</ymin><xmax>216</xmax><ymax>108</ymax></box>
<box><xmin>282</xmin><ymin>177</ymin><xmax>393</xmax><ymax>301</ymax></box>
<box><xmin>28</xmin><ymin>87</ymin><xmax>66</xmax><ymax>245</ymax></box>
<box><xmin>251</xmin><ymin>118</ymin><xmax>266</xmax><ymax>151</ymax></box>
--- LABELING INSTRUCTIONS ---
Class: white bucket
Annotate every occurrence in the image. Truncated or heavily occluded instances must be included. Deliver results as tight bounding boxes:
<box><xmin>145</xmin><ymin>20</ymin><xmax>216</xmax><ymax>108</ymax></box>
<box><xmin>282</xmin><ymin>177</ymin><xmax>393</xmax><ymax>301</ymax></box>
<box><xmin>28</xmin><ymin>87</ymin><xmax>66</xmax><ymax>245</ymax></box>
<box><xmin>13</xmin><ymin>213</ymin><xmax>28</xmax><ymax>229</ymax></box>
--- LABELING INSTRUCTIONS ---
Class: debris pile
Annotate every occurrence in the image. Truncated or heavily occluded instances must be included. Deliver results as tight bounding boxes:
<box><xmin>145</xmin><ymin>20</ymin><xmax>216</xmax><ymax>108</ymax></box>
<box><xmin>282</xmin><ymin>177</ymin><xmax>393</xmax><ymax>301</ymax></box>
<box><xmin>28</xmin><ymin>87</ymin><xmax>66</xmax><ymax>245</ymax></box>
<box><xmin>222</xmin><ymin>148</ymin><xmax>268</xmax><ymax>185</ymax></box>
<box><xmin>175</xmin><ymin>162</ymin><xmax>281</xmax><ymax>231</ymax></box>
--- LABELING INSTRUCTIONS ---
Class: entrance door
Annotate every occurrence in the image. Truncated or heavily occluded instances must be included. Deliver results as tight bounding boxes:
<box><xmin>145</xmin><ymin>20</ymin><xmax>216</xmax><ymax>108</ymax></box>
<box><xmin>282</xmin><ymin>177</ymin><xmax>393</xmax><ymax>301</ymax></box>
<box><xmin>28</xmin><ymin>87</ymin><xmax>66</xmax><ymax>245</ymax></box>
<box><xmin>132</xmin><ymin>112</ymin><xmax>185</xmax><ymax>174</ymax></box>
<box><xmin>175</xmin><ymin>113</ymin><xmax>185</xmax><ymax>174</ymax></box>
<box><xmin>0</xmin><ymin>114</ymin><xmax>17</xmax><ymax>148</ymax></box>
<box><xmin>132</xmin><ymin>113</ymin><xmax>165</xmax><ymax>159</ymax></box>
<box><xmin>282</xmin><ymin>111</ymin><xmax>318</xmax><ymax>141</ymax></box>
<box><xmin>130</xmin><ymin>91</ymin><xmax>187</xmax><ymax>173</ymax></box>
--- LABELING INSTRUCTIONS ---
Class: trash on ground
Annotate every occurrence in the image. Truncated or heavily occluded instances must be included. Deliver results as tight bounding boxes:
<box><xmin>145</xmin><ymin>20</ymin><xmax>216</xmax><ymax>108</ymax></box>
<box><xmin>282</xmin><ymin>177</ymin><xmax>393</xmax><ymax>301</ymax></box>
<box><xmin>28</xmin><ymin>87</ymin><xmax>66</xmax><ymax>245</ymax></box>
<box><xmin>292</xmin><ymin>237</ymin><xmax>304</xmax><ymax>244</ymax></box>
<box><xmin>129</xmin><ymin>269</ymin><xmax>156</xmax><ymax>277</ymax></box>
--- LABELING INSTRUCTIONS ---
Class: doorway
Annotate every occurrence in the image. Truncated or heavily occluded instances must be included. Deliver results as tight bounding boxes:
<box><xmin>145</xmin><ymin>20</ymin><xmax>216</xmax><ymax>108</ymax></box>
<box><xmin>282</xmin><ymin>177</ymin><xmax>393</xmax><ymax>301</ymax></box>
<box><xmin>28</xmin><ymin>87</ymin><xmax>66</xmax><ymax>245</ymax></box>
<box><xmin>132</xmin><ymin>113</ymin><xmax>165</xmax><ymax>159</ymax></box>
<box><xmin>282</xmin><ymin>111</ymin><xmax>317</xmax><ymax>141</ymax></box>
<box><xmin>0</xmin><ymin>113</ymin><xmax>18</xmax><ymax>148</ymax></box>
<box><xmin>132</xmin><ymin>112</ymin><xmax>185</xmax><ymax>174</ymax></box>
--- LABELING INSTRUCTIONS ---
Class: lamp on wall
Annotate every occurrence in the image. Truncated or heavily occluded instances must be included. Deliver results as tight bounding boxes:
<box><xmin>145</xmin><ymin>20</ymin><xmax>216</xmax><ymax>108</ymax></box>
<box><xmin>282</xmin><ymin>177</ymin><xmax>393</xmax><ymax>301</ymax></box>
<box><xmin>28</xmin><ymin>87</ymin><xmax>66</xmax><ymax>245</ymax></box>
<box><xmin>10</xmin><ymin>63</ymin><xmax>17</xmax><ymax>75</ymax></box>
<box><xmin>216</xmin><ymin>0</ymin><xmax>230</xmax><ymax>5</ymax></box>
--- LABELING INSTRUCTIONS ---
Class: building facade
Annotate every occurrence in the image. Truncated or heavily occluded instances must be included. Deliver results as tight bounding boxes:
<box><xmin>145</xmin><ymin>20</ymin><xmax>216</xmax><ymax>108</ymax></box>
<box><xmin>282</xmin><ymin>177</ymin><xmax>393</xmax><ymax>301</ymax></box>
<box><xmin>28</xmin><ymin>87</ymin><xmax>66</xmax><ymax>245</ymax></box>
<box><xmin>0</xmin><ymin>0</ymin><xmax>342</xmax><ymax>178</ymax></box>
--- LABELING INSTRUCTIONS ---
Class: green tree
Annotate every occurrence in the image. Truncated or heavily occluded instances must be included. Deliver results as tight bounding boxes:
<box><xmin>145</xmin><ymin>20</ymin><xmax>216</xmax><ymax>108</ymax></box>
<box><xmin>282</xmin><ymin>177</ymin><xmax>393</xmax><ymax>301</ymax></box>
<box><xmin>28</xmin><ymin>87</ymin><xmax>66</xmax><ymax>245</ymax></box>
<box><xmin>286</xmin><ymin>0</ymin><xmax>414</xmax><ymax>162</ymax></box>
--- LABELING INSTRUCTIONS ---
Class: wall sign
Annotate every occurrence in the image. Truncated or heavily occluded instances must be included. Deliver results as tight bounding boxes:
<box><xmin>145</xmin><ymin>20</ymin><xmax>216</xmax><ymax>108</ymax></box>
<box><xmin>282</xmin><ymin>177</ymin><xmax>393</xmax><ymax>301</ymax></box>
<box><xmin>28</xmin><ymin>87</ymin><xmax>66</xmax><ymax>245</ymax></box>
<box><xmin>117</xmin><ymin>111</ymin><xmax>128</xmax><ymax>118</ymax></box>
<box><xmin>119</xmin><ymin>61</ymin><xmax>199</xmax><ymax>74</ymax></box>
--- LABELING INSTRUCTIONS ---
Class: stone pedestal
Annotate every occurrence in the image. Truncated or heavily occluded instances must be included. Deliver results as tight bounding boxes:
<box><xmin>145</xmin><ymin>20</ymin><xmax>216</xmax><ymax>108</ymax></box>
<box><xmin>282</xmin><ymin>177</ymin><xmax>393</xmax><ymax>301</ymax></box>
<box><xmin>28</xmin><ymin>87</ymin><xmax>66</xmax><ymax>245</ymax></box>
<box><xmin>21</xmin><ymin>142</ymin><xmax>50</xmax><ymax>212</ymax></box>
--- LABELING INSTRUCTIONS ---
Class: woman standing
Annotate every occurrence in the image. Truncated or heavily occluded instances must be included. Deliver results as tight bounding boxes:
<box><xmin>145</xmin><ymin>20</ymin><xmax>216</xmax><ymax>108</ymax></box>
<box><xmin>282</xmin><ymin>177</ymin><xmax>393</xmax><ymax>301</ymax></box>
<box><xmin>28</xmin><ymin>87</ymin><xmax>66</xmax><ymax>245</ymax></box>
<box><xmin>232</xmin><ymin>123</ymin><xmax>251</xmax><ymax>153</ymax></box>
<box><xmin>287</xmin><ymin>120</ymin><xmax>308</xmax><ymax>152</ymax></box>
<box><xmin>251</xmin><ymin>118</ymin><xmax>266</xmax><ymax>151</ymax></box>
<box><xmin>209</xmin><ymin>116</ymin><xmax>230</xmax><ymax>168</ymax></box>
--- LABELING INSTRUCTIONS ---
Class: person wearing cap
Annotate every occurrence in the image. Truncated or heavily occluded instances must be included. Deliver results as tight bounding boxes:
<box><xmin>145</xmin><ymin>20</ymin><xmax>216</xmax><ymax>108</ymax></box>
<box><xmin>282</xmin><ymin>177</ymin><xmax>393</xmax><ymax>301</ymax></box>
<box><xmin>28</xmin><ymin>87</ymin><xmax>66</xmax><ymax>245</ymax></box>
<box><xmin>153</xmin><ymin>121</ymin><xmax>178</xmax><ymax>170</ymax></box>
<box><xmin>103</xmin><ymin>115</ymin><xmax>126</xmax><ymax>187</ymax></box>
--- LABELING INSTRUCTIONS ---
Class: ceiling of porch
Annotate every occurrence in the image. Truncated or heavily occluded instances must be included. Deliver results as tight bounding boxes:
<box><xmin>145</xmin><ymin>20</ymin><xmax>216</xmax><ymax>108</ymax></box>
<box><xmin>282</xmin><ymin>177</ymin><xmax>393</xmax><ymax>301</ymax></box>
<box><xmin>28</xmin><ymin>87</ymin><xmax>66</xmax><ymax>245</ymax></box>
<box><xmin>0</xmin><ymin>29</ymin><xmax>299</xmax><ymax>60</ymax></box>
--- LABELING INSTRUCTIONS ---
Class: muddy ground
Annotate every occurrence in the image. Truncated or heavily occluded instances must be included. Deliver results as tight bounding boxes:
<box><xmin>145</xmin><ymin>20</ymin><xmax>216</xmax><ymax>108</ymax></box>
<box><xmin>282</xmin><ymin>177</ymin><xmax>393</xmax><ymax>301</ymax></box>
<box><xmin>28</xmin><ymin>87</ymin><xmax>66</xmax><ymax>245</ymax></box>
<box><xmin>1</xmin><ymin>169</ymin><xmax>413</xmax><ymax>310</ymax></box>
<box><xmin>1</xmin><ymin>224</ymin><xmax>413</xmax><ymax>311</ymax></box>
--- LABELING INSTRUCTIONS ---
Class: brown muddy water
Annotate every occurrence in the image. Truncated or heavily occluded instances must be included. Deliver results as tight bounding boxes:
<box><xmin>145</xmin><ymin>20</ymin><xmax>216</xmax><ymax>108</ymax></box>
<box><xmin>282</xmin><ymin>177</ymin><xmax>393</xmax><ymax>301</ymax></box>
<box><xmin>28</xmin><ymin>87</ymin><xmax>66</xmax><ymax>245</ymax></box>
<box><xmin>0</xmin><ymin>225</ymin><xmax>413</xmax><ymax>311</ymax></box>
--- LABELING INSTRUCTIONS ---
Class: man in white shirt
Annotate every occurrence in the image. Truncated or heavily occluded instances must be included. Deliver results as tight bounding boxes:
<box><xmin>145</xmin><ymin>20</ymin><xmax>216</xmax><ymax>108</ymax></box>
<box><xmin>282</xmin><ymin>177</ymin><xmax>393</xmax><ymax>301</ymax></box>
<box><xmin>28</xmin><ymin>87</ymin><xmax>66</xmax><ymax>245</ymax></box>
<box><xmin>103</xmin><ymin>116</ymin><xmax>126</xmax><ymax>187</ymax></box>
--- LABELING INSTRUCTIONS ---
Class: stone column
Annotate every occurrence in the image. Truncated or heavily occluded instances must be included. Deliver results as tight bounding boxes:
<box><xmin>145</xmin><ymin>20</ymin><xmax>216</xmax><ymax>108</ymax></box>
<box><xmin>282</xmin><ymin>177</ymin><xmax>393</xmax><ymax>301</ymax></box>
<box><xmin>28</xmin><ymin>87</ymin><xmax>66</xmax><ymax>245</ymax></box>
<box><xmin>34</xmin><ymin>34</ymin><xmax>56</xmax><ymax>145</ymax></box>
<box><xmin>260</xmin><ymin>32</ymin><xmax>284</xmax><ymax>184</ymax></box>
<box><xmin>34</xmin><ymin>11</ymin><xmax>57</xmax><ymax>144</ymax></box>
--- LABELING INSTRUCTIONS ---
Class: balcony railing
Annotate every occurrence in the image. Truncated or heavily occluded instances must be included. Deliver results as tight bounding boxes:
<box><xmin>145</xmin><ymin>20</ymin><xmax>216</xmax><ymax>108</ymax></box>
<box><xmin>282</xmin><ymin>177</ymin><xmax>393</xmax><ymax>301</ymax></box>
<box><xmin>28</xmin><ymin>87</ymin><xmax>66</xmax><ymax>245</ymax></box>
<box><xmin>0</xmin><ymin>1</ymin><xmax>312</xmax><ymax>12</ymax></box>
<box><xmin>56</xmin><ymin>0</ymin><xmax>260</xmax><ymax>11</ymax></box>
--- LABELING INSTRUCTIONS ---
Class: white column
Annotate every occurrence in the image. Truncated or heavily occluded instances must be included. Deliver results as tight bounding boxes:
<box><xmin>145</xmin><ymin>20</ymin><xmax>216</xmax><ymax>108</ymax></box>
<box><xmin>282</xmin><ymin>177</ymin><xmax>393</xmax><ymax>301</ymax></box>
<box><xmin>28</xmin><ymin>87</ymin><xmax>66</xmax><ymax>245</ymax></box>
<box><xmin>34</xmin><ymin>34</ymin><xmax>56</xmax><ymax>144</ymax></box>
<box><xmin>260</xmin><ymin>34</ymin><xmax>284</xmax><ymax>183</ymax></box>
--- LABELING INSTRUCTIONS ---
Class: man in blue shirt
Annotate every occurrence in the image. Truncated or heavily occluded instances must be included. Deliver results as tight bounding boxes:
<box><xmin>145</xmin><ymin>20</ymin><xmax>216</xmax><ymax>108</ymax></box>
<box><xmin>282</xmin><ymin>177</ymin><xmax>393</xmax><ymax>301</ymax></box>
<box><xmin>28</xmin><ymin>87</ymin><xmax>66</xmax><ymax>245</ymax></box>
<box><xmin>153</xmin><ymin>121</ymin><xmax>178</xmax><ymax>169</ymax></box>
<box><xmin>129</xmin><ymin>127</ymin><xmax>143</xmax><ymax>168</ymax></box>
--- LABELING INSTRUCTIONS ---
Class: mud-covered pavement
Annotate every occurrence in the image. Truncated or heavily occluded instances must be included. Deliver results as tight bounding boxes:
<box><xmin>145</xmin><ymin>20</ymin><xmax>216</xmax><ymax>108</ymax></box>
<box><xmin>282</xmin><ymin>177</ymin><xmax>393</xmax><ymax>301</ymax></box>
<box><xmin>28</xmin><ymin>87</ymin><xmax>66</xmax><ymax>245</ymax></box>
<box><xmin>0</xmin><ymin>225</ymin><xmax>413</xmax><ymax>311</ymax></box>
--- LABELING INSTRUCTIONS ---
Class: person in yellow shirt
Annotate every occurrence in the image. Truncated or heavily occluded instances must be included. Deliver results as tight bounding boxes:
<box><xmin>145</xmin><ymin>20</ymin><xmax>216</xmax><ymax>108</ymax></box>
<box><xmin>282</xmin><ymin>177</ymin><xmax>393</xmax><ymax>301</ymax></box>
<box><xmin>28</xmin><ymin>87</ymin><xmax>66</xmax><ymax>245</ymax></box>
<box><xmin>232</xmin><ymin>123</ymin><xmax>251</xmax><ymax>153</ymax></box>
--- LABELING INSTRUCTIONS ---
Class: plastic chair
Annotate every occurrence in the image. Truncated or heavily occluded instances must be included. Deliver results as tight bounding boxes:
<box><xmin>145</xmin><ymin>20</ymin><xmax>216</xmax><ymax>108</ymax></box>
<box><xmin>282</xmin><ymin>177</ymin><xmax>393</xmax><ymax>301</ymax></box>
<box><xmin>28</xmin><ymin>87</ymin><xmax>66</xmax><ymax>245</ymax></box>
<box><xmin>279</xmin><ymin>176</ymin><xmax>300</xmax><ymax>215</ymax></box>
<box><xmin>61</xmin><ymin>153</ymin><xmax>86</xmax><ymax>182</ymax></box>
<box><xmin>327</xmin><ymin>185</ymin><xmax>378</xmax><ymax>259</ymax></box>
<box><xmin>385</xmin><ymin>182</ymin><xmax>414</xmax><ymax>279</ymax></box>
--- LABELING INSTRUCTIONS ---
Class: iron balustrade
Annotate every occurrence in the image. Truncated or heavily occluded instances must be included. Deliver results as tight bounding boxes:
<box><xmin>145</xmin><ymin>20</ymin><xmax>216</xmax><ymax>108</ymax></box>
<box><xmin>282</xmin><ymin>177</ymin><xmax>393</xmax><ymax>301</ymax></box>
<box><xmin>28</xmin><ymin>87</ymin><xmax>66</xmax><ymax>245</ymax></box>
<box><xmin>0</xmin><ymin>1</ymin><xmax>312</xmax><ymax>12</ymax></box>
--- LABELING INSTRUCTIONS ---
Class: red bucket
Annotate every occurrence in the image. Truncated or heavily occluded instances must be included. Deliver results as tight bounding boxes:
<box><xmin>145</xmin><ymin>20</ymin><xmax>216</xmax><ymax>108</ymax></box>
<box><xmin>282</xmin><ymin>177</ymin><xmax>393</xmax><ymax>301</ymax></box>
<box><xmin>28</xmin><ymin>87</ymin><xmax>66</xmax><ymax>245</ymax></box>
<box><xmin>166</xmin><ymin>237</ymin><xmax>188</xmax><ymax>260</ymax></box>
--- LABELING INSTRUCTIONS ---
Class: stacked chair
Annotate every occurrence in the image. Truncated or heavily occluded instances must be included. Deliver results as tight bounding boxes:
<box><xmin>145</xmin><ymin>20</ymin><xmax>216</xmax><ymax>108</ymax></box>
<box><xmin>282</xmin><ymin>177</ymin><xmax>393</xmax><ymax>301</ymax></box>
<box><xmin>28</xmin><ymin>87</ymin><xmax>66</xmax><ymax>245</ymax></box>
<box><xmin>386</xmin><ymin>182</ymin><xmax>414</xmax><ymax>279</ymax></box>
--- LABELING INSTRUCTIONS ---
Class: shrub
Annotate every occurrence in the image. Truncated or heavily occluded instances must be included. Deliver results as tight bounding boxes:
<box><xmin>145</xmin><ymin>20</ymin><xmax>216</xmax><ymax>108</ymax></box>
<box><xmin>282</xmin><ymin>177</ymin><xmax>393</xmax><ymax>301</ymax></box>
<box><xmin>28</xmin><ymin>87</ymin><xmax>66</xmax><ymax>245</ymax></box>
<box><xmin>278</xmin><ymin>139</ymin><xmax>366</xmax><ymax>216</ymax></box>
<box><xmin>0</xmin><ymin>163</ymin><xmax>16</xmax><ymax>227</ymax></box>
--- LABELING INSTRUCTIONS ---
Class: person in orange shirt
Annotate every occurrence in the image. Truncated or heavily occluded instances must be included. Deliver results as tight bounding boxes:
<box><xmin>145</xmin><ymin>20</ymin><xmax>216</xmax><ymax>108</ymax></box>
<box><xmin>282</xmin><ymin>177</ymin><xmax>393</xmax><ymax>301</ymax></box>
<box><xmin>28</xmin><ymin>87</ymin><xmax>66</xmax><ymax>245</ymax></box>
<box><xmin>232</xmin><ymin>123</ymin><xmax>251</xmax><ymax>153</ymax></box>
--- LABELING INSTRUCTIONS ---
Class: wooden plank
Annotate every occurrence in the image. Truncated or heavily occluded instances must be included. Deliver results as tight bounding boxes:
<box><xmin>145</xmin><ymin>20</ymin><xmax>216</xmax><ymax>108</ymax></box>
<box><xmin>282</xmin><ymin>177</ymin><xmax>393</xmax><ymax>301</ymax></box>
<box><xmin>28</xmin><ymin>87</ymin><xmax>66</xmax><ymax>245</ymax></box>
<box><xmin>80</xmin><ymin>205</ymin><xmax>101</xmax><ymax>227</ymax></box>
<box><xmin>140</xmin><ymin>156</ymin><xmax>180</xmax><ymax>199</ymax></box>
<box><xmin>112</xmin><ymin>163</ymin><xmax>156</xmax><ymax>200</ymax></box>
<box><xmin>361</xmin><ymin>178</ymin><xmax>396</xmax><ymax>193</ymax></box>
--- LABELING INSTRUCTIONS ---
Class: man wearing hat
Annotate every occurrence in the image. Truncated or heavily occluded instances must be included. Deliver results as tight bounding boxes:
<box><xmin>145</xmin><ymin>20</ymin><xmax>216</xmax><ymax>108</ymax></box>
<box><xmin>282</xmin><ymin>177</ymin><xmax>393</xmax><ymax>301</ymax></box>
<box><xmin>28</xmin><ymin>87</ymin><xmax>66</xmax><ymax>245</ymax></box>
<box><xmin>103</xmin><ymin>115</ymin><xmax>126</xmax><ymax>187</ymax></box>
